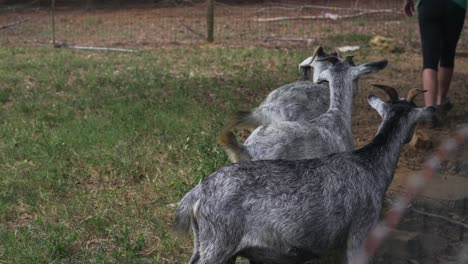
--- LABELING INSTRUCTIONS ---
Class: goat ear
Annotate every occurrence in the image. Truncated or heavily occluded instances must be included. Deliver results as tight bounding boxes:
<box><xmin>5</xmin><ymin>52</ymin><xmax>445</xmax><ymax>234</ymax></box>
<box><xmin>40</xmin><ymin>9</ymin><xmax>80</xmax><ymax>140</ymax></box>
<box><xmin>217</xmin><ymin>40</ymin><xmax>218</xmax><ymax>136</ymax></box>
<box><xmin>367</xmin><ymin>94</ymin><xmax>389</xmax><ymax>117</ymax></box>
<box><xmin>333</xmin><ymin>48</ymin><xmax>342</xmax><ymax>58</ymax></box>
<box><xmin>298</xmin><ymin>56</ymin><xmax>314</xmax><ymax>72</ymax></box>
<box><xmin>353</xmin><ymin>60</ymin><xmax>388</xmax><ymax>79</ymax></box>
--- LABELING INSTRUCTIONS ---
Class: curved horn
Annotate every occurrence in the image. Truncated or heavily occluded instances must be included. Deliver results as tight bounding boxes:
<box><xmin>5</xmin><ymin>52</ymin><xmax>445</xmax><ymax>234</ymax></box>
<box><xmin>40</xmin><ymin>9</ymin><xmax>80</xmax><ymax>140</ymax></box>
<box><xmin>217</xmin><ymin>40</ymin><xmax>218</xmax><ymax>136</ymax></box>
<box><xmin>313</xmin><ymin>46</ymin><xmax>325</xmax><ymax>57</ymax></box>
<box><xmin>372</xmin><ymin>84</ymin><xmax>399</xmax><ymax>102</ymax></box>
<box><xmin>309</xmin><ymin>46</ymin><xmax>322</xmax><ymax>64</ymax></box>
<box><xmin>406</xmin><ymin>88</ymin><xmax>427</xmax><ymax>103</ymax></box>
<box><xmin>334</xmin><ymin>48</ymin><xmax>342</xmax><ymax>58</ymax></box>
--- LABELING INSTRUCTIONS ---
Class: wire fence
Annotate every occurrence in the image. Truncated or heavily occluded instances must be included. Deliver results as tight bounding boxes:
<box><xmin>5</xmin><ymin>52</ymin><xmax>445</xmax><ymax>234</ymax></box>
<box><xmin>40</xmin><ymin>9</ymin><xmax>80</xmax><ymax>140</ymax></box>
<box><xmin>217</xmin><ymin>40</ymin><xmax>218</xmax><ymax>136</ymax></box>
<box><xmin>1</xmin><ymin>1</ymin><xmax>467</xmax><ymax>263</ymax></box>
<box><xmin>1</xmin><ymin>0</ymin><xmax>467</xmax><ymax>50</ymax></box>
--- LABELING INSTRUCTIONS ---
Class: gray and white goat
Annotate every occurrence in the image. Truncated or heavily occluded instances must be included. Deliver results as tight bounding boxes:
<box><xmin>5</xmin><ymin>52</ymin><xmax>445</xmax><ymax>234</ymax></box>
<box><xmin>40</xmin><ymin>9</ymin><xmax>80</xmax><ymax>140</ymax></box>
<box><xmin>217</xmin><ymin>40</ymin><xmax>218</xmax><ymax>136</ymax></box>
<box><xmin>220</xmin><ymin>46</ymin><xmax>335</xmax><ymax>131</ymax></box>
<box><xmin>175</xmin><ymin>86</ymin><xmax>434</xmax><ymax>264</ymax></box>
<box><xmin>220</xmin><ymin>56</ymin><xmax>388</xmax><ymax>162</ymax></box>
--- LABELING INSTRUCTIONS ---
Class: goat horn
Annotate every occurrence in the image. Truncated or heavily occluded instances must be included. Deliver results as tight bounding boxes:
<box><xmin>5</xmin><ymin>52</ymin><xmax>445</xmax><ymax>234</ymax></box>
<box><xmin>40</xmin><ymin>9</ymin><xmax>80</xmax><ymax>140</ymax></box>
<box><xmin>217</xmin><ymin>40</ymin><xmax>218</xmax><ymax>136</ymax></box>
<box><xmin>372</xmin><ymin>84</ymin><xmax>399</xmax><ymax>102</ymax></box>
<box><xmin>312</xmin><ymin>46</ymin><xmax>325</xmax><ymax>61</ymax></box>
<box><xmin>334</xmin><ymin>48</ymin><xmax>342</xmax><ymax>58</ymax></box>
<box><xmin>406</xmin><ymin>89</ymin><xmax>427</xmax><ymax>103</ymax></box>
<box><xmin>314</xmin><ymin>46</ymin><xmax>324</xmax><ymax>55</ymax></box>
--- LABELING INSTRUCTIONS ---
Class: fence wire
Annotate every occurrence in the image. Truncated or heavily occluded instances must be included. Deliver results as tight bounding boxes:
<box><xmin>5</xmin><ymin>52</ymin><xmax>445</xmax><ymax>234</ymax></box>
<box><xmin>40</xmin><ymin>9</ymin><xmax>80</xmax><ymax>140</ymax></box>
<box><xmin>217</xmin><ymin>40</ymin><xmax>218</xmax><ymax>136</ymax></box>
<box><xmin>1</xmin><ymin>0</ymin><xmax>467</xmax><ymax>50</ymax></box>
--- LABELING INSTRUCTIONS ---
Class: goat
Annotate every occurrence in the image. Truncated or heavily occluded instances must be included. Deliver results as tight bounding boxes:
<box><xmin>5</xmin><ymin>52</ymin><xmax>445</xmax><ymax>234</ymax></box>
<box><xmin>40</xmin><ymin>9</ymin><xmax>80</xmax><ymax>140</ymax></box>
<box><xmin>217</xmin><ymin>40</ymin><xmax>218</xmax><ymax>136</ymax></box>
<box><xmin>222</xmin><ymin>46</ymin><xmax>335</xmax><ymax>129</ymax></box>
<box><xmin>298</xmin><ymin>46</ymin><xmax>340</xmax><ymax>83</ymax></box>
<box><xmin>218</xmin><ymin>47</ymin><xmax>339</xmax><ymax>162</ymax></box>
<box><xmin>175</xmin><ymin>86</ymin><xmax>434</xmax><ymax>264</ymax></box>
<box><xmin>220</xmin><ymin>56</ymin><xmax>388</xmax><ymax>162</ymax></box>
<box><xmin>298</xmin><ymin>46</ymin><xmax>340</xmax><ymax>82</ymax></box>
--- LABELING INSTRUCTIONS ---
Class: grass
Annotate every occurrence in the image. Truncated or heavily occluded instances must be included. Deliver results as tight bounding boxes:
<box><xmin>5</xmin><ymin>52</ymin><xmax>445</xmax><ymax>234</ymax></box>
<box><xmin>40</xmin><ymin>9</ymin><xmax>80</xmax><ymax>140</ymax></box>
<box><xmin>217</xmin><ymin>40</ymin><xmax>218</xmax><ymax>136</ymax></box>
<box><xmin>0</xmin><ymin>46</ymin><xmax>315</xmax><ymax>263</ymax></box>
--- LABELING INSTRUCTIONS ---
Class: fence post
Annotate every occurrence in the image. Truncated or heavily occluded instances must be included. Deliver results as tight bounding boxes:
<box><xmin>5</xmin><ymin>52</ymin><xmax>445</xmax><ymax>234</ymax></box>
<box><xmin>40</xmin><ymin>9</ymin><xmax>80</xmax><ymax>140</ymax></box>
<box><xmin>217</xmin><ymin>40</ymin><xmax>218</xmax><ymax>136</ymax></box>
<box><xmin>207</xmin><ymin>0</ymin><xmax>214</xmax><ymax>42</ymax></box>
<box><xmin>51</xmin><ymin>0</ymin><xmax>56</xmax><ymax>47</ymax></box>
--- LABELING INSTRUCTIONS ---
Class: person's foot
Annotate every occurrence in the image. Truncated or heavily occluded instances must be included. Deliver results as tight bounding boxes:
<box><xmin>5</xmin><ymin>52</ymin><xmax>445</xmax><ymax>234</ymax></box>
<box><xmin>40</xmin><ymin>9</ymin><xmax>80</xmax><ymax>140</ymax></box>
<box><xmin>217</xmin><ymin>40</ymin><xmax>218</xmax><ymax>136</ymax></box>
<box><xmin>419</xmin><ymin>107</ymin><xmax>443</xmax><ymax>128</ymax></box>
<box><xmin>430</xmin><ymin>98</ymin><xmax>453</xmax><ymax>128</ymax></box>
<box><xmin>437</xmin><ymin>97</ymin><xmax>454</xmax><ymax>114</ymax></box>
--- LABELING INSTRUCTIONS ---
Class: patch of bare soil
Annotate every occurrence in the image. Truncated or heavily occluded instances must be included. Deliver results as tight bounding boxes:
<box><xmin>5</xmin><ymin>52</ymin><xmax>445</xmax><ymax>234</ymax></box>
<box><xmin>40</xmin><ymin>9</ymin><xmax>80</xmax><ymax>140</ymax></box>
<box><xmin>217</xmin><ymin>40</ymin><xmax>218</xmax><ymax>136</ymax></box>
<box><xmin>351</xmin><ymin>54</ymin><xmax>468</xmax><ymax>264</ymax></box>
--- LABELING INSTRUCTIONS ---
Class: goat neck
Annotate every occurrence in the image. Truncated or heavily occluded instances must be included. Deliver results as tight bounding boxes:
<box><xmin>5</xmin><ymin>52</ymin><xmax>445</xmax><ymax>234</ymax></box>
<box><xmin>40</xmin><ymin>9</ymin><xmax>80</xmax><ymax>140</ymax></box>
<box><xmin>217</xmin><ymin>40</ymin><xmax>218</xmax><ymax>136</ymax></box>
<box><xmin>317</xmin><ymin>64</ymin><xmax>356</xmax><ymax>137</ymax></box>
<box><xmin>327</xmin><ymin>75</ymin><xmax>354</xmax><ymax>120</ymax></box>
<box><xmin>358</xmin><ymin>99</ymin><xmax>433</xmax><ymax>189</ymax></box>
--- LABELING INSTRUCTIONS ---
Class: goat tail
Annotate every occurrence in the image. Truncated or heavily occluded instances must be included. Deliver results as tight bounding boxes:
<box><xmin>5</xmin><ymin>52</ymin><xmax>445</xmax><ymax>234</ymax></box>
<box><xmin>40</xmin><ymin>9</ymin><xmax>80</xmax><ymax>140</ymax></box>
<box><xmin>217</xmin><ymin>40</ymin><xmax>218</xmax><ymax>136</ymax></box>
<box><xmin>218</xmin><ymin>129</ymin><xmax>252</xmax><ymax>163</ymax></box>
<box><xmin>174</xmin><ymin>184</ymin><xmax>202</xmax><ymax>234</ymax></box>
<box><xmin>218</xmin><ymin>111</ymin><xmax>257</xmax><ymax>163</ymax></box>
<box><xmin>229</xmin><ymin>110</ymin><xmax>261</xmax><ymax>130</ymax></box>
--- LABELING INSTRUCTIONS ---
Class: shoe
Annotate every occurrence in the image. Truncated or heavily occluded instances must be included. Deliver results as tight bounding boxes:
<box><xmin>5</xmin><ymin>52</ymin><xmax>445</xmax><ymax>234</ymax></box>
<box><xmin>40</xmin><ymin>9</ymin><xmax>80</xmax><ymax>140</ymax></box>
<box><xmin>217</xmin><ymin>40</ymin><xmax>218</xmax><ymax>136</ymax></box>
<box><xmin>437</xmin><ymin>98</ymin><xmax>454</xmax><ymax>115</ymax></box>
<box><xmin>419</xmin><ymin>108</ymin><xmax>443</xmax><ymax>128</ymax></box>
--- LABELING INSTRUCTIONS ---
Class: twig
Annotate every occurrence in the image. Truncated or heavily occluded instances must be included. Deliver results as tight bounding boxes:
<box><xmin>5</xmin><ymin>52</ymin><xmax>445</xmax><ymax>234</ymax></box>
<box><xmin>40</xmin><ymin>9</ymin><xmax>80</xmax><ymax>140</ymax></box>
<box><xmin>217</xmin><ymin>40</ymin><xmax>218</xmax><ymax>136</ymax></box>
<box><xmin>257</xmin><ymin>14</ymin><xmax>331</xmax><ymax>22</ymax></box>
<box><xmin>0</xmin><ymin>18</ymin><xmax>29</xmax><ymax>30</ymax></box>
<box><xmin>78</xmin><ymin>215</ymin><xmax>94</xmax><ymax>225</ymax></box>
<box><xmin>256</xmin><ymin>10</ymin><xmax>400</xmax><ymax>22</ymax></box>
<box><xmin>264</xmin><ymin>37</ymin><xmax>315</xmax><ymax>43</ymax></box>
<box><xmin>85</xmin><ymin>238</ymin><xmax>110</xmax><ymax>250</ymax></box>
<box><xmin>56</xmin><ymin>43</ymin><xmax>137</xmax><ymax>53</ymax></box>
<box><xmin>137</xmin><ymin>247</ymin><xmax>158</xmax><ymax>257</ymax></box>
<box><xmin>257</xmin><ymin>4</ymin><xmax>396</xmax><ymax>13</ymax></box>
<box><xmin>180</xmin><ymin>23</ymin><xmax>205</xmax><ymax>39</ymax></box>
<box><xmin>256</xmin><ymin>6</ymin><xmax>300</xmax><ymax>12</ymax></box>
<box><xmin>410</xmin><ymin>208</ymin><xmax>468</xmax><ymax>229</ymax></box>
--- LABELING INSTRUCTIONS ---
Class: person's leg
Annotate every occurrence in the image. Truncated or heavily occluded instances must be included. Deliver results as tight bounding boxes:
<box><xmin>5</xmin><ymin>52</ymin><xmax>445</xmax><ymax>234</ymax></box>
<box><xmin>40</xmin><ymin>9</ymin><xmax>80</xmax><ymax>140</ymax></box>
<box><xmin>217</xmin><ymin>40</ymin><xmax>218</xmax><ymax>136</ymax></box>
<box><xmin>438</xmin><ymin>1</ymin><xmax>466</xmax><ymax>106</ymax></box>
<box><xmin>437</xmin><ymin>67</ymin><xmax>454</xmax><ymax>105</ymax></box>
<box><xmin>422</xmin><ymin>69</ymin><xmax>438</xmax><ymax>107</ymax></box>
<box><xmin>418</xmin><ymin>0</ymin><xmax>443</xmax><ymax>107</ymax></box>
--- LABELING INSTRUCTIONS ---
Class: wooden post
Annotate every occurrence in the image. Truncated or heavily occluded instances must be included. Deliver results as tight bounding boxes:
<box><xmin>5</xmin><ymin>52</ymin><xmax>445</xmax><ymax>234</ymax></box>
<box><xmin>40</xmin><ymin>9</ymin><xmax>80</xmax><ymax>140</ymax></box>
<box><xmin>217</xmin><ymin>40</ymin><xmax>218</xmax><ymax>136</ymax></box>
<box><xmin>207</xmin><ymin>0</ymin><xmax>214</xmax><ymax>42</ymax></box>
<box><xmin>51</xmin><ymin>0</ymin><xmax>56</xmax><ymax>47</ymax></box>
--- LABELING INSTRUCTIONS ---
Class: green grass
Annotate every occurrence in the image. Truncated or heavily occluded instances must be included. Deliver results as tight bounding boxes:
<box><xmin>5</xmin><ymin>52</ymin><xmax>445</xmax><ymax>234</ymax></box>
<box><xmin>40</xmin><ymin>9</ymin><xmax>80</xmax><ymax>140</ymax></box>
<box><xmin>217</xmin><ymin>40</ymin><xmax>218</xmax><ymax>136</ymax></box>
<box><xmin>0</xmin><ymin>46</ymin><xmax>315</xmax><ymax>263</ymax></box>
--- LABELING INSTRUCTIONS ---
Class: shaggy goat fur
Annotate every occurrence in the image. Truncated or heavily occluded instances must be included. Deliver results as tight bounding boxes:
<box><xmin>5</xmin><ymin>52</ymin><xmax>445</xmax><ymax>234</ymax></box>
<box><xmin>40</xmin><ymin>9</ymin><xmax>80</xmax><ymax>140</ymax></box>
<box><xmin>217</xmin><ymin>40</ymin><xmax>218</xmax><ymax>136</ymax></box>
<box><xmin>176</xmin><ymin>87</ymin><xmax>434</xmax><ymax>264</ymax></box>
<box><xmin>220</xmin><ymin>56</ymin><xmax>387</xmax><ymax>162</ymax></box>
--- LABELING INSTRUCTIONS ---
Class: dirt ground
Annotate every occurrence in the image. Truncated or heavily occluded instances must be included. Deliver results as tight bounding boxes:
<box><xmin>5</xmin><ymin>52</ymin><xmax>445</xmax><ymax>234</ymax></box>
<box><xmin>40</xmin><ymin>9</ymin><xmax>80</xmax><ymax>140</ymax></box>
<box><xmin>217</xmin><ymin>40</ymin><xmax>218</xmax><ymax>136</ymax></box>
<box><xmin>1</xmin><ymin>2</ymin><xmax>467</xmax><ymax>263</ymax></box>
<box><xmin>348</xmin><ymin>53</ymin><xmax>468</xmax><ymax>263</ymax></box>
